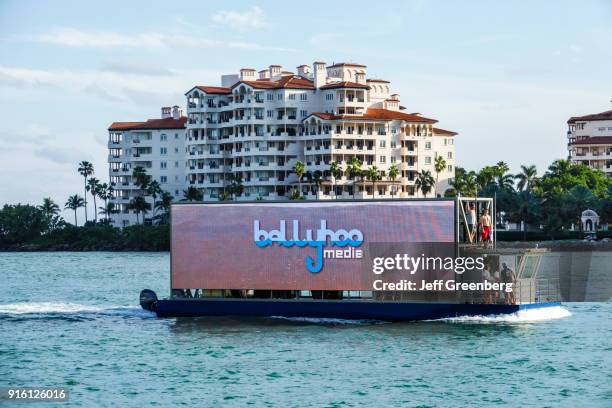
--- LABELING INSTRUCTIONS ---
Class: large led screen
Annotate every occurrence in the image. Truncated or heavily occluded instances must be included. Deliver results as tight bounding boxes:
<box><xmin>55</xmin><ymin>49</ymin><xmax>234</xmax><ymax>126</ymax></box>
<box><xmin>171</xmin><ymin>200</ymin><xmax>456</xmax><ymax>290</ymax></box>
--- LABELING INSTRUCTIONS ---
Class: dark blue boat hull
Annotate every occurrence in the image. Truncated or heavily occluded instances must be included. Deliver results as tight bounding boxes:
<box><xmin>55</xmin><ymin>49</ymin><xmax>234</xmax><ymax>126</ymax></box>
<box><xmin>153</xmin><ymin>299</ymin><xmax>560</xmax><ymax>321</ymax></box>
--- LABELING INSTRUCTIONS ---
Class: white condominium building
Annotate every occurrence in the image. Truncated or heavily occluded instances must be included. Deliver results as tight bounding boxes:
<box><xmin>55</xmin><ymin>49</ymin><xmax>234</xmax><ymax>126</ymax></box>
<box><xmin>107</xmin><ymin>61</ymin><xmax>458</xmax><ymax>225</ymax></box>
<box><xmin>108</xmin><ymin>106</ymin><xmax>186</xmax><ymax>226</ymax></box>
<box><xmin>185</xmin><ymin>61</ymin><xmax>457</xmax><ymax>201</ymax></box>
<box><xmin>567</xmin><ymin>109</ymin><xmax>612</xmax><ymax>177</ymax></box>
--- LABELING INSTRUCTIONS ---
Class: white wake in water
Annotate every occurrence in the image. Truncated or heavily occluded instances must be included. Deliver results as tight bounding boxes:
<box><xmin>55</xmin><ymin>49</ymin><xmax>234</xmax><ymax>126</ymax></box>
<box><xmin>435</xmin><ymin>306</ymin><xmax>572</xmax><ymax>324</ymax></box>
<box><xmin>0</xmin><ymin>302</ymin><xmax>154</xmax><ymax>318</ymax></box>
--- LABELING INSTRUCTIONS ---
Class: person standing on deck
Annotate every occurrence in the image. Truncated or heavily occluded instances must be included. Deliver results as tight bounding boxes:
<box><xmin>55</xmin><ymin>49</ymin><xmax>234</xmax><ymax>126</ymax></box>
<box><xmin>479</xmin><ymin>208</ymin><xmax>492</xmax><ymax>248</ymax></box>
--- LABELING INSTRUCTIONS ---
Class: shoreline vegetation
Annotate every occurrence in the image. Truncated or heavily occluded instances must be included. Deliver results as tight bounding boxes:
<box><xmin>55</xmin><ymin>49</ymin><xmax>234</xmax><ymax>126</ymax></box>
<box><xmin>1</xmin><ymin>159</ymin><xmax>610</xmax><ymax>251</ymax></box>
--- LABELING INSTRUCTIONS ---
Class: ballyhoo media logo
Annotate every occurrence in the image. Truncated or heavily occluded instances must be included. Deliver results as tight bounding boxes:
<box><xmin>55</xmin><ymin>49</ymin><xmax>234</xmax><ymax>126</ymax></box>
<box><xmin>254</xmin><ymin>220</ymin><xmax>363</xmax><ymax>273</ymax></box>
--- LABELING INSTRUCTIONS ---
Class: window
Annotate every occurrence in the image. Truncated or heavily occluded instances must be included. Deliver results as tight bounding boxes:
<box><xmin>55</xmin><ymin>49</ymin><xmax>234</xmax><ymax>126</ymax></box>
<box><xmin>425</xmin><ymin>141</ymin><xmax>431</xmax><ymax>149</ymax></box>
<box><xmin>175</xmin><ymin>161</ymin><xmax>179</xmax><ymax>168</ymax></box>
<box><xmin>175</xmin><ymin>147</ymin><xmax>179</xmax><ymax>153</ymax></box>
<box><xmin>425</xmin><ymin>156</ymin><xmax>431</xmax><ymax>165</ymax></box>
<box><xmin>267</xmin><ymin>93</ymin><xmax>273</xmax><ymax>101</ymax></box>
<box><xmin>598</xmin><ymin>127</ymin><xmax>606</xmax><ymax>131</ymax></box>
<box><xmin>390</xmin><ymin>156</ymin><xmax>397</xmax><ymax>163</ymax></box>
<box><xmin>444</xmin><ymin>139</ymin><xmax>447</xmax><ymax>146</ymax></box>
<box><xmin>326</xmin><ymin>93</ymin><xmax>334</xmax><ymax>101</ymax></box>
<box><xmin>380</xmin><ymin>156</ymin><xmax>386</xmax><ymax>163</ymax></box>
<box><xmin>160</xmin><ymin>134</ymin><xmax>167</xmax><ymax>141</ymax></box>
<box><xmin>288</xmin><ymin>93</ymin><xmax>296</xmax><ymax>100</ymax></box>
<box><xmin>447</xmin><ymin>165</ymin><xmax>453</xmax><ymax>172</ymax></box>
<box><xmin>160</xmin><ymin>161</ymin><xmax>167</xmax><ymax>169</ymax></box>
<box><xmin>160</xmin><ymin>176</ymin><xmax>167</xmax><ymax>183</ymax></box>
<box><xmin>300</xmin><ymin>93</ymin><xmax>307</xmax><ymax>101</ymax></box>
<box><xmin>267</xmin><ymin>110</ymin><xmax>273</xmax><ymax>118</ymax></box>
<box><xmin>160</xmin><ymin>147</ymin><xmax>167</xmax><ymax>155</ymax></box>
<box><xmin>390</xmin><ymin>141</ymin><xmax>397</xmax><ymax>148</ymax></box>
<box><xmin>175</xmin><ymin>190</ymin><xmax>179</xmax><ymax>196</ymax></box>
<box><xmin>447</xmin><ymin>152</ymin><xmax>453</xmax><ymax>159</ymax></box>
<box><xmin>175</xmin><ymin>133</ymin><xmax>179</xmax><ymax>139</ymax></box>
<box><xmin>379</xmin><ymin>140</ymin><xmax>386</xmax><ymax>148</ymax></box>
<box><xmin>449</xmin><ymin>138</ymin><xmax>454</xmax><ymax>145</ymax></box>
<box><xmin>277</xmin><ymin>93</ymin><xmax>282</xmax><ymax>100</ymax></box>
<box><xmin>300</xmin><ymin>110</ymin><xmax>308</xmax><ymax>118</ymax></box>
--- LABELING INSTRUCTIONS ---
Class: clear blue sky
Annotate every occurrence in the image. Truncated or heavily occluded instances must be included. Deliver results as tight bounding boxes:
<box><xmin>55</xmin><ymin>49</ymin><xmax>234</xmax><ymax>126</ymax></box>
<box><xmin>0</xmin><ymin>0</ymin><xmax>610</xmax><ymax>218</ymax></box>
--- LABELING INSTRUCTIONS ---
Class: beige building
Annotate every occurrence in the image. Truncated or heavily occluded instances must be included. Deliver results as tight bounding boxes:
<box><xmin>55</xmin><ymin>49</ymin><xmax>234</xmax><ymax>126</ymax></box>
<box><xmin>567</xmin><ymin>109</ymin><xmax>612</xmax><ymax>176</ymax></box>
<box><xmin>185</xmin><ymin>61</ymin><xmax>457</xmax><ymax>200</ymax></box>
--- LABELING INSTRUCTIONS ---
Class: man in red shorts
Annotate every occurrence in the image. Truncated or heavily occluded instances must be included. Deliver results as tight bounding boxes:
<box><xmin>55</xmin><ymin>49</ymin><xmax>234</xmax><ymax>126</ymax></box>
<box><xmin>480</xmin><ymin>208</ymin><xmax>492</xmax><ymax>248</ymax></box>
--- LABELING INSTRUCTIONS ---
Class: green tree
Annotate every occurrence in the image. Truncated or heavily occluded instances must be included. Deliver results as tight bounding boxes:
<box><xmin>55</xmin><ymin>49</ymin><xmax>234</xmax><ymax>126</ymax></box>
<box><xmin>0</xmin><ymin>204</ymin><xmax>47</xmax><ymax>246</ymax></box>
<box><xmin>515</xmin><ymin>165</ymin><xmax>538</xmax><ymax>192</ymax></box>
<box><xmin>86</xmin><ymin>178</ymin><xmax>101</xmax><ymax>223</ymax></box>
<box><xmin>77</xmin><ymin>161</ymin><xmax>94</xmax><ymax>223</ymax></box>
<box><xmin>346</xmin><ymin>157</ymin><xmax>363</xmax><ymax>198</ymax></box>
<box><xmin>154</xmin><ymin>191</ymin><xmax>173</xmax><ymax>224</ymax></box>
<box><xmin>364</xmin><ymin>166</ymin><xmax>381</xmax><ymax>198</ymax></box>
<box><xmin>99</xmin><ymin>202</ymin><xmax>119</xmax><ymax>222</ymax></box>
<box><xmin>293</xmin><ymin>161</ymin><xmax>306</xmax><ymax>197</ymax></box>
<box><xmin>228</xmin><ymin>173</ymin><xmax>244</xmax><ymax>200</ymax></box>
<box><xmin>415</xmin><ymin>170</ymin><xmax>435</xmax><ymax>197</ymax></box>
<box><xmin>312</xmin><ymin>170</ymin><xmax>323</xmax><ymax>199</ymax></box>
<box><xmin>434</xmin><ymin>155</ymin><xmax>447</xmax><ymax>197</ymax></box>
<box><xmin>129</xmin><ymin>196</ymin><xmax>151</xmax><ymax>224</ymax></box>
<box><xmin>64</xmin><ymin>195</ymin><xmax>85</xmax><ymax>226</ymax></box>
<box><xmin>182</xmin><ymin>186</ymin><xmax>203</xmax><ymax>202</ymax></box>
<box><xmin>388</xmin><ymin>164</ymin><xmax>399</xmax><ymax>198</ymax></box>
<box><xmin>38</xmin><ymin>197</ymin><xmax>60</xmax><ymax>218</ymax></box>
<box><xmin>329</xmin><ymin>161</ymin><xmax>343</xmax><ymax>198</ymax></box>
<box><xmin>132</xmin><ymin>166</ymin><xmax>150</xmax><ymax>190</ymax></box>
<box><xmin>146</xmin><ymin>180</ymin><xmax>163</xmax><ymax>215</ymax></box>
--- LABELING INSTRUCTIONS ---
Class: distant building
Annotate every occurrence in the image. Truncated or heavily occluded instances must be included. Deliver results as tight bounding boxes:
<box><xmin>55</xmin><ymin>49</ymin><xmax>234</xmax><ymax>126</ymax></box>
<box><xmin>567</xmin><ymin>109</ymin><xmax>612</xmax><ymax>177</ymax></box>
<box><xmin>185</xmin><ymin>60</ymin><xmax>457</xmax><ymax>201</ymax></box>
<box><xmin>108</xmin><ymin>61</ymin><xmax>459</xmax><ymax>225</ymax></box>
<box><xmin>107</xmin><ymin>106</ymin><xmax>186</xmax><ymax>226</ymax></box>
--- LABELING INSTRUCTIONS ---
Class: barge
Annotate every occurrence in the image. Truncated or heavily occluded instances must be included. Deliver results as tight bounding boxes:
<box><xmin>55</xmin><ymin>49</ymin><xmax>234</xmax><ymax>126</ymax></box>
<box><xmin>140</xmin><ymin>198</ymin><xmax>560</xmax><ymax>320</ymax></box>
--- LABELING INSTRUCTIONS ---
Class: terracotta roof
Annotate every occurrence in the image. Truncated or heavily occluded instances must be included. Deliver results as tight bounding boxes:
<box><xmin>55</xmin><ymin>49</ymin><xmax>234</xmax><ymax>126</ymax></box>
<box><xmin>328</xmin><ymin>62</ymin><xmax>367</xmax><ymax>68</ymax></box>
<box><xmin>297</xmin><ymin>64</ymin><xmax>309</xmax><ymax>68</ymax></box>
<box><xmin>570</xmin><ymin>136</ymin><xmax>612</xmax><ymax>145</ymax></box>
<box><xmin>233</xmin><ymin>76</ymin><xmax>315</xmax><ymax>90</ymax></box>
<box><xmin>192</xmin><ymin>86</ymin><xmax>231</xmax><ymax>94</ymax></box>
<box><xmin>306</xmin><ymin>108</ymin><xmax>437</xmax><ymax>123</ymax></box>
<box><xmin>108</xmin><ymin>117</ymin><xmax>187</xmax><ymax>131</ymax></box>
<box><xmin>568</xmin><ymin>109</ymin><xmax>612</xmax><ymax>123</ymax></box>
<box><xmin>366</xmin><ymin>79</ymin><xmax>390</xmax><ymax>83</ymax></box>
<box><xmin>319</xmin><ymin>81</ymin><xmax>370</xmax><ymax>90</ymax></box>
<box><xmin>240</xmin><ymin>68</ymin><xmax>256</xmax><ymax>71</ymax></box>
<box><xmin>433</xmin><ymin>127</ymin><xmax>458</xmax><ymax>136</ymax></box>
<box><xmin>385</xmin><ymin>98</ymin><xmax>399</xmax><ymax>102</ymax></box>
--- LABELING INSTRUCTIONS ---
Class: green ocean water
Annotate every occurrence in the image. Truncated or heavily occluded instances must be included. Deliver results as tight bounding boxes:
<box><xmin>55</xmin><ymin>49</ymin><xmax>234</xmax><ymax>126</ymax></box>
<box><xmin>0</xmin><ymin>252</ymin><xmax>610</xmax><ymax>407</ymax></box>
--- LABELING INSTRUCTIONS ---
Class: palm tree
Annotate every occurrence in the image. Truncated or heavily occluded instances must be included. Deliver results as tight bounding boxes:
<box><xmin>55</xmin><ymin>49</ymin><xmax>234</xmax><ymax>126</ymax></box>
<box><xmin>388</xmin><ymin>164</ymin><xmax>399</xmax><ymax>198</ymax></box>
<box><xmin>329</xmin><ymin>161</ymin><xmax>343</xmax><ymax>198</ymax></box>
<box><xmin>65</xmin><ymin>195</ymin><xmax>84</xmax><ymax>226</ymax></box>
<box><xmin>86</xmin><ymin>178</ymin><xmax>101</xmax><ymax>223</ymax></box>
<box><xmin>515</xmin><ymin>165</ymin><xmax>538</xmax><ymax>192</ymax></box>
<box><xmin>415</xmin><ymin>170</ymin><xmax>435</xmax><ymax>197</ymax></box>
<box><xmin>346</xmin><ymin>157</ymin><xmax>363</xmax><ymax>198</ymax></box>
<box><xmin>155</xmin><ymin>191</ymin><xmax>173</xmax><ymax>224</ymax></box>
<box><xmin>38</xmin><ymin>197</ymin><xmax>60</xmax><ymax>218</ymax></box>
<box><xmin>496</xmin><ymin>173</ymin><xmax>515</xmax><ymax>191</ymax></box>
<box><xmin>228</xmin><ymin>173</ymin><xmax>244</xmax><ymax>200</ymax></box>
<box><xmin>182</xmin><ymin>186</ymin><xmax>203</xmax><ymax>202</ymax></box>
<box><xmin>146</xmin><ymin>180</ymin><xmax>163</xmax><ymax>215</ymax></box>
<box><xmin>98</xmin><ymin>202</ymin><xmax>119</xmax><ymax>222</ymax></box>
<box><xmin>128</xmin><ymin>196</ymin><xmax>150</xmax><ymax>224</ymax></box>
<box><xmin>132</xmin><ymin>166</ymin><xmax>150</xmax><ymax>189</ymax></box>
<box><xmin>293</xmin><ymin>161</ymin><xmax>306</xmax><ymax>197</ymax></box>
<box><xmin>77</xmin><ymin>161</ymin><xmax>94</xmax><ymax>223</ymax></box>
<box><xmin>364</xmin><ymin>166</ymin><xmax>381</xmax><ymax>198</ymax></box>
<box><xmin>312</xmin><ymin>170</ymin><xmax>323</xmax><ymax>199</ymax></box>
<box><xmin>434</xmin><ymin>155</ymin><xmax>447</xmax><ymax>197</ymax></box>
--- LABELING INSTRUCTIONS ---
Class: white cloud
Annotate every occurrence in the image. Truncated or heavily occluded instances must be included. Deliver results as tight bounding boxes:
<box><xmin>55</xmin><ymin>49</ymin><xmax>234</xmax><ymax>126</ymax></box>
<box><xmin>0</xmin><ymin>65</ymin><xmax>218</xmax><ymax>105</ymax></box>
<box><xmin>211</xmin><ymin>6</ymin><xmax>266</xmax><ymax>31</ymax></box>
<box><xmin>26</xmin><ymin>27</ymin><xmax>291</xmax><ymax>51</ymax></box>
